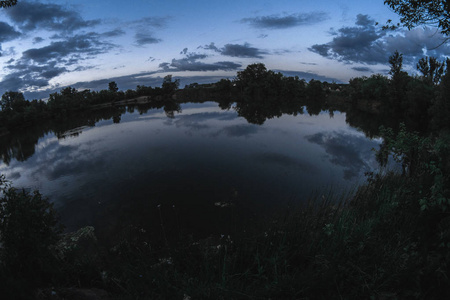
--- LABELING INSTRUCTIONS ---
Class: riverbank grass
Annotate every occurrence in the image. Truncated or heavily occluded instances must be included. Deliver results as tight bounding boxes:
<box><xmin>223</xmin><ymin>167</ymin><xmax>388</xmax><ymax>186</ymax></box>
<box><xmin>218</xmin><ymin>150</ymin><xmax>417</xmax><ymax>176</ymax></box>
<box><xmin>3</xmin><ymin>166</ymin><xmax>450</xmax><ymax>299</ymax></box>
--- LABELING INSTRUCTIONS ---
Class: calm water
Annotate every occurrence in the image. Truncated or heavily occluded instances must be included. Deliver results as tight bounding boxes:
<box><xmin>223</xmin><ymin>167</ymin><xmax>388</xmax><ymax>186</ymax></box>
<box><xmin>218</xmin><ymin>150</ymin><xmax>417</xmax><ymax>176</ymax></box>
<box><xmin>0</xmin><ymin>101</ymin><xmax>381</xmax><ymax>242</ymax></box>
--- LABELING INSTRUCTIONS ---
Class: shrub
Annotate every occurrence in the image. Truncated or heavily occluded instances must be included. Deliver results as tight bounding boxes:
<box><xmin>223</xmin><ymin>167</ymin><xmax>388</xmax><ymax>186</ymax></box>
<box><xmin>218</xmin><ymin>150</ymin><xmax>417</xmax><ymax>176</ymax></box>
<box><xmin>0</xmin><ymin>175</ymin><xmax>63</xmax><ymax>298</ymax></box>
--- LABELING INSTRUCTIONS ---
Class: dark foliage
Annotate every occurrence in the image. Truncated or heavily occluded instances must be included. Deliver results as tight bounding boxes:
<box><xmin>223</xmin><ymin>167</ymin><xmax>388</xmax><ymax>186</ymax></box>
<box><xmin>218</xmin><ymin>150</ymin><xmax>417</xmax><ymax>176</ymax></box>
<box><xmin>384</xmin><ymin>0</ymin><xmax>450</xmax><ymax>35</ymax></box>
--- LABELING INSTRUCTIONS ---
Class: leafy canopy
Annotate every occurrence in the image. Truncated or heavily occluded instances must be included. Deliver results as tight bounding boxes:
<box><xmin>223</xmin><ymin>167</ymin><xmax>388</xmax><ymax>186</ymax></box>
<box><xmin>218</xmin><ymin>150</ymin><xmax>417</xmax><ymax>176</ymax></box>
<box><xmin>0</xmin><ymin>0</ymin><xmax>17</xmax><ymax>8</ymax></box>
<box><xmin>385</xmin><ymin>0</ymin><xmax>450</xmax><ymax>35</ymax></box>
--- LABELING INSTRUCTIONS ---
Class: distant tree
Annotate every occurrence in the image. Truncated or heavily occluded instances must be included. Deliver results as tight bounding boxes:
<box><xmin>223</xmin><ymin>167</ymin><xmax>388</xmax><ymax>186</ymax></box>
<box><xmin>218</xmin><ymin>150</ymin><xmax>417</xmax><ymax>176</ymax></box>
<box><xmin>0</xmin><ymin>0</ymin><xmax>17</xmax><ymax>8</ymax></box>
<box><xmin>161</xmin><ymin>75</ymin><xmax>180</xmax><ymax>96</ymax></box>
<box><xmin>430</xmin><ymin>58</ymin><xmax>450</xmax><ymax>130</ymax></box>
<box><xmin>235</xmin><ymin>63</ymin><xmax>269</xmax><ymax>84</ymax></box>
<box><xmin>163</xmin><ymin>100</ymin><xmax>181</xmax><ymax>118</ymax></box>
<box><xmin>215</xmin><ymin>79</ymin><xmax>232</xmax><ymax>90</ymax></box>
<box><xmin>306</xmin><ymin>79</ymin><xmax>325</xmax><ymax>101</ymax></box>
<box><xmin>417</xmin><ymin>56</ymin><xmax>445</xmax><ymax>85</ymax></box>
<box><xmin>388</xmin><ymin>51</ymin><xmax>411</xmax><ymax>110</ymax></box>
<box><xmin>185</xmin><ymin>82</ymin><xmax>199</xmax><ymax>89</ymax></box>
<box><xmin>384</xmin><ymin>0</ymin><xmax>450</xmax><ymax>35</ymax></box>
<box><xmin>108</xmin><ymin>81</ymin><xmax>119</xmax><ymax>93</ymax></box>
<box><xmin>125</xmin><ymin>89</ymin><xmax>137</xmax><ymax>99</ymax></box>
<box><xmin>1</xmin><ymin>91</ymin><xmax>26</xmax><ymax>111</ymax></box>
<box><xmin>388</xmin><ymin>50</ymin><xmax>404</xmax><ymax>77</ymax></box>
<box><xmin>135</xmin><ymin>85</ymin><xmax>154</xmax><ymax>97</ymax></box>
<box><xmin>235</xmin><ymin>63</ymin><xmax>284</xmax><ymax>99</ymax></box>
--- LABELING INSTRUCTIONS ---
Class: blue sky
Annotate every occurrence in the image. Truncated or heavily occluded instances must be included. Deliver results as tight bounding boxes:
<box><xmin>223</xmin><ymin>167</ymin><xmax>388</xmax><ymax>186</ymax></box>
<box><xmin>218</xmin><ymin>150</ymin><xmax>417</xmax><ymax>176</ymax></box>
<box><xmin>1</xmin><ymin>0</ymin><xmax>449</xmax><ymax>99</ymax></box>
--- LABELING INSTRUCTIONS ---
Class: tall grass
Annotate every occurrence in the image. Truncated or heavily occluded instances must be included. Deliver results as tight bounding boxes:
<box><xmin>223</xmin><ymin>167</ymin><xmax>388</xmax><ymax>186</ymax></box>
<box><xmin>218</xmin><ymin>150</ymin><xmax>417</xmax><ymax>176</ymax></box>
<box><xmin>2</xmin><ymin>169</ymin><xmax>450</xmax><ymax>299</ymax></box>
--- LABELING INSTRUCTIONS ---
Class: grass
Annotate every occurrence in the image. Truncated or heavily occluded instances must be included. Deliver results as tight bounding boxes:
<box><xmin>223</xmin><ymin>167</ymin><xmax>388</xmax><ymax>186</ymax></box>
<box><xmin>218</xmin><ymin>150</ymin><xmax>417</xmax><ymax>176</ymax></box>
<box><xmin>2</xmin><ymin>170</ymin><xmax>450</xmax><ymax>299</ymax></box>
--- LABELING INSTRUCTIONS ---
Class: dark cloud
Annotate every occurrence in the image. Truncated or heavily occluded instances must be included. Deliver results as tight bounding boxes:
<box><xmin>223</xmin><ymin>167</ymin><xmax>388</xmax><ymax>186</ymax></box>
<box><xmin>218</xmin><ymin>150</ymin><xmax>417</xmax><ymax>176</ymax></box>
<box><xmin>169</xmin><ymin>60</ymin><xmax>241</xmax><ymax>72</ymax></box>
<box><xmin>159</xmin><ymin>51</ymin><xmax>241</xmax><ymax>72</ymax></box>
<box><xmin>4</xmin><ymin>1</ymin><xmax>100</xmax><ymax>33</ymax></box>
<box><xmin>309</xmin><ymin>14</ymin><xmax>450</xmax><ymax>66</ymax></box>
<box><xmin>0</xmin><ymin>33</ymin><xmax>117</xmax><ymax>94</ymax></box>
<box><xmin>384</xmin><ymin>27</ymin><xmax>450</xmax><ymax>61</ymax></box>
<box><xmin>128</xmin><ymin>17</ymin><xmax>168</xmax><ymax>46</ymax></box>
<box><xmin>221</xmin><ymin>43</ymin><xmax>266</xmax><ymax>58</ymax></box>
<box><xmin>0</xmin><ymin>61</ymin><xmax>67</xmax><ymax>92</ymax></box>
<box><xmin>306</xmin><ymin>131</ymin><xmax>378</xmax><ymax>180</ymax></box>
<box><xmin>272</xmin><ymin>49</ymin><xmax>297</xmax><ymax>55</ymax></box>
<box><xmin>0</xmin><ymin>2</ymin><xmax>124</xmax><ymax>95</ymax></box>
<box><xmin>134</xmin><ymin>32</ymin><xmax>162</xmax><ymax>46</ymax></box>
<box><xmin>273</xmin><ymin>70</ymin><xmax>341</xmax><ymax>83</ymax></box>
<box><xmin>21</xmin><ymin>33</ymin><xmax>116</xmax><ymax>63</ymax></box>
<box><xmin>32</xmin><ymin>36</ymin><xmax>44</xmax><ymax>44</ymax></box>
<box><xmin>355</xmin><ymin>14</ymin><xmax>373</xmax><ymax>27</ymax></box>
<box><xmin>300</xmin><ymin>62</ymin><xmax>318</xmax><ymax>66</ymax></box>
<box><xmin>0</xmin><ymin>21</ymin><xmax>21</xmax><ymax>42</ymax></box>
<box><xmin>241</xmin><ymin>12</ymin><xmax>328</xmax><ymax>29</ymax></box>
<box><xmin>202</xmin><ymin>42</ymin><xmax>219</xmax><ymax>51</ymax></box>
<box><xmin>158</xmin><ymin>62</ymin><xmax>171</xmax><ymax>70</ymax></box>
<box><xmin>309</xmin><ymin>14</ymin><xmax>387</xmax><ymax>65</ymax></box>
<box><xmin>102</xmin><ymin>29</ymin><xmax>125</xmax><ymax>37</ymax></box>
<box><xmin>129</xmin><ymin>16</ymin><xmax>169</xmax><ymax>28</ymax></box>
<box><xmin>201</xmin><ymin>42</ymin><xmax>266</xmax><ymax>58</ymax></box>
<box><xmin>352</xmin><ymin>66</ymin><xmax>372</xmax><ymax>72</ymax></box>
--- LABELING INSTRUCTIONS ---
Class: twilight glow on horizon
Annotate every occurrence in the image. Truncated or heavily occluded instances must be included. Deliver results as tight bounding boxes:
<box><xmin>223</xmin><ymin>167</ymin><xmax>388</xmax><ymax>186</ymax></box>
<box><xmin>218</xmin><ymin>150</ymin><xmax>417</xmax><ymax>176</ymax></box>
<box><xmin>1</xmin><ymin>0</ymin><xmax>449</xmax><ymax>99</ymax></box>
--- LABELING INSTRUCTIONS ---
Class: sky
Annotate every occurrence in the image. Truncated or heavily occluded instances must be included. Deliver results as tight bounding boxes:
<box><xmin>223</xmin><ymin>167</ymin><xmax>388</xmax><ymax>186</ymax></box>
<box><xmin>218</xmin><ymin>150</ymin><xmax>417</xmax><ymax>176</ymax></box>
<box><xmin>1</xmin><ymin>0</ymin><xmax>450</xmax><ymax>100</ymax></box>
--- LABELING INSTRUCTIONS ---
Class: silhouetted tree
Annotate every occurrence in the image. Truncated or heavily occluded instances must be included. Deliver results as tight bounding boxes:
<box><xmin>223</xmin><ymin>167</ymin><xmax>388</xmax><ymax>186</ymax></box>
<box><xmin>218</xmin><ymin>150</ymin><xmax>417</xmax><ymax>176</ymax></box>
<box><xmin>306</xmin><ymin>79</ymin><xmax>325</xmax><ymax>101</ymax></box>
<box><xmin>108</xmin><ymin>81</ymin><xmax>119</xmax><ymax>93</ymax></box>
<box><xmin>0</xmin><ymin>0</ymin><xmax>17</xmax><ymax>8</ymax></box>
<box><xmin>163</xmin><ymin>100</ymin><xmax>181</xmax><ymax>118</ymax></box>
<box><xmin>162</xmin><ymin>75</ymin><xmax>180</xmax><ymax>97</ymax></box>
<box><xmin>234</xmin><ymin>63</ymin><xmax>285</xmax><ymax>99</ymax></box>
<box><xmin>417</xmin><ymin>56</ymin><xmax>445</xmax><ymax>85</ymax></box>
<box><xmin>388</xmin><ymin>51</ymin><xmax>410</xmax><ymax>111</ymax></box>
<box><xmin>430</xmin><ymin>58</ymin><xmax>450</xmax><ymax>131</ymax></box>
<box><xmin>384</xmin><ymin>0</ymin><xmax>450</xmax><ymax>35</ymax></box>
<box><xmin>1</xmin><ymin>91</ymin><xmax>25</xmax><ymax>111</ymax></box>
<box><xmin>125</xmin><ymin>89</ymin><xmax>137</xmax><ymax>99</ymax></box>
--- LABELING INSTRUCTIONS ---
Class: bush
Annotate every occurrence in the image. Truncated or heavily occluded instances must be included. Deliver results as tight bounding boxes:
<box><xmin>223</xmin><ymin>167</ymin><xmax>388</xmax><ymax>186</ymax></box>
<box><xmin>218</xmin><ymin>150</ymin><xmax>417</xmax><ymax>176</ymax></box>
<box><xmin>0</xmin><ymin>175</ymin><xmax>63</xmax><ymax>298</ymax></box>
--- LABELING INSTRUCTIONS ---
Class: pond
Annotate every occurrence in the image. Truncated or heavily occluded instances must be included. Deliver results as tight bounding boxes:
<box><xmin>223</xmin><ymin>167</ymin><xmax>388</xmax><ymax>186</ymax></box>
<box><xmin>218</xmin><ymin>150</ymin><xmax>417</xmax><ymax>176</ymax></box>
<box><xmin>0</xmin><ymin>101</ymin><xmax>381</xmax><ymax>244</ymax></box>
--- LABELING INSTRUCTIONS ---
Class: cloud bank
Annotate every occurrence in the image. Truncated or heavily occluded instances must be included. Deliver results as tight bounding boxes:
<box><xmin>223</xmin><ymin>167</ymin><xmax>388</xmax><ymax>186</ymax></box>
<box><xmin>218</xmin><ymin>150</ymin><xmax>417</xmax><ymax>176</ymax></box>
<box><xmin>241</xmin><ymin>12</ymin><xmax>329</xmax><ymax>29</ymax></box>
<box><xmin>309</xmin><ymin>14</ymin><xmax>450</xmax><ymax>66</ymax></box>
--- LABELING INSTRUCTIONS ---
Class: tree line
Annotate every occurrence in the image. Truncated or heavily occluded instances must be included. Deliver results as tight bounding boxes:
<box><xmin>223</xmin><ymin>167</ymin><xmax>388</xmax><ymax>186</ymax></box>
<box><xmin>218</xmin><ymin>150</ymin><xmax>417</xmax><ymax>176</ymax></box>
<box><xmin>0</xmin><ymin>75</ymin><xmax>180</xmax><ymax>130</ymax></box>
<box><xmin>347</xmin><ymin>51</ymin><xmax>450</xmax><ymax>133</ymax></box>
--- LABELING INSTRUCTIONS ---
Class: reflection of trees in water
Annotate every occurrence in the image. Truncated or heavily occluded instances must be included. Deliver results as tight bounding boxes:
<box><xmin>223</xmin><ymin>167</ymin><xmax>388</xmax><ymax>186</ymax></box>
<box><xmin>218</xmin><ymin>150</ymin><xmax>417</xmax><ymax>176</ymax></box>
<box><xmin>0</xmin><ymin>93</ymin><xmax>410</xmax><ymax>165</ymax></box>
<box><xmin>0</xmin><ymin>100</ymin><xmax>183</xmax><ymax>165</ymax></box>
<box><xmin>163</xmin><ymin>101</ymin><xmax>182</xmax><ymax>119</ymax></box>
<box><xmin>0</xmin><ymin>126</ymin><xmax>47</xmax><ymax>165</ymax></box>
<box><xmin>234</xmin><ymin>96</ymin><xmax>305</xmax><ymax>125</ymax></box>
<box><xmin>0</xmin><ymin>107</ymin><xmax>125</xmax><ymax>165</ymax></box>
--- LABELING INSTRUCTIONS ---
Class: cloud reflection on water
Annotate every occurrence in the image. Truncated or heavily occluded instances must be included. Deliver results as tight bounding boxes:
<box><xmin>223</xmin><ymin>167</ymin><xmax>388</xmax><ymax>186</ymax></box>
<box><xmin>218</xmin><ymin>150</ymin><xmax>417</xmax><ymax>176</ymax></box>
<box><xmin>306</xmin><ymin>131</ymin><xmax>379</xmax><ymax>180</ymax></box>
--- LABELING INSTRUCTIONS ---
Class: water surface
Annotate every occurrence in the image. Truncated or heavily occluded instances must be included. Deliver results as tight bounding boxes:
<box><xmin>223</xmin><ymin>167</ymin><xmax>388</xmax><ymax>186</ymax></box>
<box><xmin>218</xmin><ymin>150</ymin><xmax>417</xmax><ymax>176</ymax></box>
<box><xmin>0</xmin><ymin>101</ymin><xmax>381</xmax><ymax>242</ymax></box>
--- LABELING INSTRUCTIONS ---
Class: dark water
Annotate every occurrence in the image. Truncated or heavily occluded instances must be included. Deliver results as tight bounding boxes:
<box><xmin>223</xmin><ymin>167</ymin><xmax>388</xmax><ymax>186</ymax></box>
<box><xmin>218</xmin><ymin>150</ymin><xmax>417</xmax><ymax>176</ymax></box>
<box><xmin>0</xmin><ymin>101</ymin><xmax>381</xmax><ymax>243</ymax></box>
